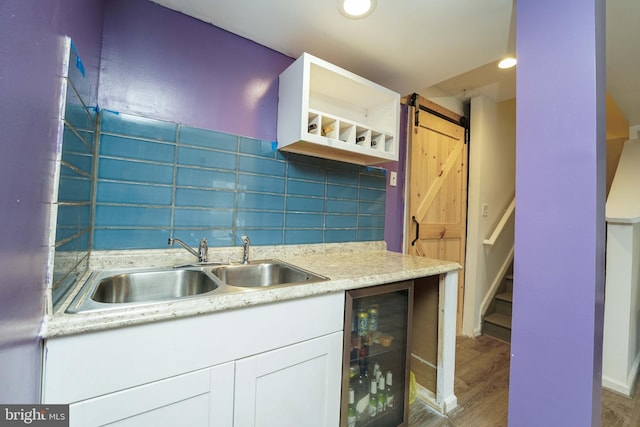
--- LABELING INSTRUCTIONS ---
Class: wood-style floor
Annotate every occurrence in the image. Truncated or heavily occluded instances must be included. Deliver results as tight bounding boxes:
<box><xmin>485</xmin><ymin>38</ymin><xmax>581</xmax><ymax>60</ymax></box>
<box><xmin>408</xmin><ymin>335</ymin><xmax>640</xmax><ymax>426</ymax></box>
<box><xmin>601</xmin><ymin>374</ymin><xmax>640</xmax><ymax>426</ymax></box>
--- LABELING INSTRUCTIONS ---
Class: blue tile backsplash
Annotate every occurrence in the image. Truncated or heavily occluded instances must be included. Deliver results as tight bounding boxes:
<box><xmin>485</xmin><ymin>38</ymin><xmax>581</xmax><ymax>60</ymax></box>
<box><xmin>56</xmin><ymin>101</ymin><xmax>94</xmax><ymax>254</ymax></box>
<box><xmin>93</xmin><ymin>111</ymin><xmax>386</xmax><ymax>250</ymax></box>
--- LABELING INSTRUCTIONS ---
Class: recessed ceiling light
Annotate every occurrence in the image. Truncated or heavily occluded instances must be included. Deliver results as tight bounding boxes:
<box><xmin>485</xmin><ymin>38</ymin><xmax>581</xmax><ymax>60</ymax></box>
<box><xmin>338</xmin><ymin>0</ymin><xmax>377</xmax><ymax>19</ymax></box>
<box><xmin>498</xmin><ymin>57</ymin><xmax>517</xmax><ymax>69</ymax></box>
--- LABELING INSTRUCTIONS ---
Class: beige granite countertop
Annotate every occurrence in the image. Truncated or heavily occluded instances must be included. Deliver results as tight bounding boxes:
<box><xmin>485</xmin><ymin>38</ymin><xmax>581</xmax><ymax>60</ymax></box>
<box><xmin>43</xmin><ymin>242</ymin><xmax>460</xmax><ymax>338</ymax></box>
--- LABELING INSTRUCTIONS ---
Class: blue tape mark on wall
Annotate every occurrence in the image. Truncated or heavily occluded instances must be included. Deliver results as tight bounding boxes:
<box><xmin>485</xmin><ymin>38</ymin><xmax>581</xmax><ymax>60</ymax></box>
<box><xmin>365</xmin><ymin>166</ymin><xmax>387</xmax><ymax>175</ymax></box>
<box><xmin>76</xmin><ymin>56</ymin><xmax>85</xmax><ymax>77</ymax></box>
<box><xmin>271</xmin><ymin>141</ymin><xmax>278</xmax><ymax>151</ymax></box>
<box><xmin>70</xmin><ymin>40</ymin><xmax>86</xmax><ymax>77</ymax></box>
<box><xmin>70</xmin><ymin>39</ymin><xmax>79</xmax><ymax>55</ymax></box>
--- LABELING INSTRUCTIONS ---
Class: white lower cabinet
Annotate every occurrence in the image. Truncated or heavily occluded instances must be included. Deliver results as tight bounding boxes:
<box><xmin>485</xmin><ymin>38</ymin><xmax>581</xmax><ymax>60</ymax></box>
<box><xmin>234</xmin><ymin>332</ymin><xmax>342</xmax><ymax>427</ymax></box>
<box><xmin>43</xmin><ymin>293</ymin><xmax>345</xmax><ymax>427</ymax></box>
<box><xmin>64</xmin><ymin>334</ymin><xmax>341</xmax><ymax>427</ymax></box>
<box><xmin>69</xmin><ymin>362</ymin><xmax>234</xmax><ymax>427</ymax></box>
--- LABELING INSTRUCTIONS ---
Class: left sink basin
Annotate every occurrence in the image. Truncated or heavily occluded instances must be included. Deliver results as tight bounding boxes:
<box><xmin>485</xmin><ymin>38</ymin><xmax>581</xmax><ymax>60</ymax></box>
<box><xmin>66</xmin><ymin>268</ymin><xmax>220</xmax><ymax>313</ymax></box>
<box><xmin>92</xmin><ymin>269</ymin><xmax>217</xmax><ymax>303</ymax></box>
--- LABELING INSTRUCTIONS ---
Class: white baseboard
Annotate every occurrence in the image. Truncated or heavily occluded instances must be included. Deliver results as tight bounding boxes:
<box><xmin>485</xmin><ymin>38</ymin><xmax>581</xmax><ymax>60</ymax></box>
<box><xmin>602</xmin><ymin>350</ymin><xmax>640</xmax><ymax>396</ymax></box>
<box><xmin>442</xmin><ymin>394</ymin><xmax>458</xmax><ymax>413</ymax></box>
<box><xmin>416</xmin><ymin>383</ymin><xmax>441</xmax><ymax>413</ymax></box>
<box><xmin>602</xmin><ymin>376</ymin><xmax>633</xmax><ymax>396</ymax></box>
<box><xmin>415</xmin><ymin>380</ymin><xmax>458</xmax><ymax>414</ymax></box>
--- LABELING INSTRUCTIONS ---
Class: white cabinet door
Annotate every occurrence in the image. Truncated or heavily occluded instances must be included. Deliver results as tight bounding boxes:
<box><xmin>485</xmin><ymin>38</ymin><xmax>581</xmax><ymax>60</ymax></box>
<box><xmin>209</xmin><ymin>361</ymin><xmax>235</xmax><ymax>427</ymax></box>
<box><xmin>233</xmin><ymin>332</ymin><xmax>343</xmax><ymax>427</ymax></box>
<box><xmin>69</xmin><ymin>362</ymin><xmax>234</xmax><ymax>427</ymax></box>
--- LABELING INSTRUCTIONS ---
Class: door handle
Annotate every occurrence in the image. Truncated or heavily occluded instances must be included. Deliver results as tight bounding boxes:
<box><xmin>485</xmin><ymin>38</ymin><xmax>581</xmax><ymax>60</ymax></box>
<box><xmin>411</xmin><ymin>216</ymin><xmax>419</xmax><ymax>246</ymax></box>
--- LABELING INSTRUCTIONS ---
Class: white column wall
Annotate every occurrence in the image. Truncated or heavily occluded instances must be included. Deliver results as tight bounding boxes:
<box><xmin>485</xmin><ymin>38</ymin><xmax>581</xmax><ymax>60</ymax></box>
<box><xmin>603</xmin><ymin>138</ymin><xmax>640</xmax><ymax>395</ymax></box>
<box><xmin>602</xmin><ymin>222</ymin><xmax>640</xmax><ymax>395</ymax></box>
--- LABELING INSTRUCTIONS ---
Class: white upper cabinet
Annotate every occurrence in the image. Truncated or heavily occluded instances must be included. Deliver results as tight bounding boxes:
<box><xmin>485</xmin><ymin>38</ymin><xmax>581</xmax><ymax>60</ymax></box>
<box><xmin>277</xmin><ymin>53</ymin><xmax>400</xmax><ymax>165</ymax></box>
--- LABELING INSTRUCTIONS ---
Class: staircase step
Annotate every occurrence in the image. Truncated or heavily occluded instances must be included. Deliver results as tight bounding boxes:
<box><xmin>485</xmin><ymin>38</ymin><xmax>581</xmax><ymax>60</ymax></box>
<box><xmin>483</xmin><ymin>312</ymin><xmax>512</xmax><ymax>343</ymax></box>
<box><xmin>484</xmin><ymin>312</ymin><xmax>512</xmax><ymax>329</ymax></box>
<box><xmin>495</xmin><ymin>292</ymin><xmax>512</xmax><ymax>303</ymax></box>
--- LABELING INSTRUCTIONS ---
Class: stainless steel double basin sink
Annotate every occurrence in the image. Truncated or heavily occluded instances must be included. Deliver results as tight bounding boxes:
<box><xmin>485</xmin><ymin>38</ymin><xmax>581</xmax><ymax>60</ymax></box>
<box><xmin>66</xmin><ymin>260</ymin><xmax>328</xmax><ymax>314</ymax></box>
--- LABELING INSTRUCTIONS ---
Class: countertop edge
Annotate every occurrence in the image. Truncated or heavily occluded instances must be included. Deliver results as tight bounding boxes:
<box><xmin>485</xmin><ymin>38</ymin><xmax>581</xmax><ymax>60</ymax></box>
<box><xmin>43</xmin><ymin>251</ymin><xmax>460</xmax><ymax>338</ymax></box>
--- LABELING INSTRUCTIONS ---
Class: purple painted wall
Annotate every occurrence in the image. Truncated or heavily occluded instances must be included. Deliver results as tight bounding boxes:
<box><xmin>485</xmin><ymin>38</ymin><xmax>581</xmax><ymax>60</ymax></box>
<box><xmin>99</xmin><ymin>0</ymin><xmax>293</xmax><ymax>142</ymax></box>
<box><xmin>509</xmin><ymin>0</ymin><xmax>606</xmax><ymax>425</ymax></box>
<box><xmin>99</xmin><ymin>0</ymin><xmax>401</xmax><ymax>250</ymax></box>
<box><xmin>0</xmin><ymin>0</ymin><xmax>104</xmax><ymax>403</ymax></box>
<box><xmin>384</xmin><ymin>104</ymin><xmax>408</xmax><ymax>253</ymax></box>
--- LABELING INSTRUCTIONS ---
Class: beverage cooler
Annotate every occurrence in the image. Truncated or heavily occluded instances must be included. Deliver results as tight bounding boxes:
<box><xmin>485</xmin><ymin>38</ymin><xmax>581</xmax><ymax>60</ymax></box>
<box><xmin>341</xmin><ymin>281</ymin><xmax>414</xmax><ymax>427</ymax></box>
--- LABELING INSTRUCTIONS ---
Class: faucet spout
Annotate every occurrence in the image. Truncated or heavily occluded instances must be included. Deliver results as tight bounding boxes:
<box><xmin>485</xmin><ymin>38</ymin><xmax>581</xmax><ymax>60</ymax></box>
<box><xmin>241</xmin><ymin>235</ymin><xmax>250</xmax><ymax>264</ymax></box>
<box><xmin>168</xmin><ymin>237</ymin><xmax>208</xmax><ymax>263</ymax></box>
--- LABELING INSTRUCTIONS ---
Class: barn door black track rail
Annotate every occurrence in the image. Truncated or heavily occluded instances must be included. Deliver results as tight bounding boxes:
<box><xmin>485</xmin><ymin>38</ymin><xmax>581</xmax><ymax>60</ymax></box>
<box><xmin>408</xmin><ymin>92</ymin><xmax>467</xmax><ymax>129</ymax></box>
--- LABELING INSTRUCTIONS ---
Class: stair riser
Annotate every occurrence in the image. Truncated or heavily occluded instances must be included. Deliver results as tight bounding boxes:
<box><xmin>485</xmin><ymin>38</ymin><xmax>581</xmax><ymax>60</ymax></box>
<box><xmin>505</xmin><ymin>279</ymin><xmax>513</xmax><ymax>294</ymax></box>
<box><xmin>483</xmin><ymin>321</ymin><xmax>512</xmax><ymax>343</ymax></box>
<box><xmin>495</xmin><ymin>299</ymin><xmax>512</xmax><ymax>316</ymax></box>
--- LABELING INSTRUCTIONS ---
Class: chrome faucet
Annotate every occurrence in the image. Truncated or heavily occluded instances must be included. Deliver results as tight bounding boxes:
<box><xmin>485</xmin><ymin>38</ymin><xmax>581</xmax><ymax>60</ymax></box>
<box><xmin>168</xmin><ymin>237</ymin><xmax>208</xmax><ymax>263</ymax></box>
<box><xmin>241</xmin><ymin>235</ymin><xmax>250</xmax><ymax>264</ymax></box>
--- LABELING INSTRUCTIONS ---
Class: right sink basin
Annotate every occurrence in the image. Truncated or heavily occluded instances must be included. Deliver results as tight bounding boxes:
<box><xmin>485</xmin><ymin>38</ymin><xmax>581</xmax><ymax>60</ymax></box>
<box><xmin>211</xmin><ymin>259</ymin><xmax>328</xmax><ymax>288</ymax></box>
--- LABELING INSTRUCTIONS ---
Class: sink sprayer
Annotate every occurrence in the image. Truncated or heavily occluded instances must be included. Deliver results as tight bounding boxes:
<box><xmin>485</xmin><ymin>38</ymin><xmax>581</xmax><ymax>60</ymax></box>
<box><xmin>241</xmin><ymin>235</ymin><xmax>250</xmax><ymax>264</ymax></box>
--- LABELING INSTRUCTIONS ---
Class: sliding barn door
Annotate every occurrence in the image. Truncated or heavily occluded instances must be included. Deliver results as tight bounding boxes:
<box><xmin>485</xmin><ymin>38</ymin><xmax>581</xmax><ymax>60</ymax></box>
<box><xmin>406</xmin><ymin>102</ymin><xmax>468</xmax><ymax>332</ymax></box>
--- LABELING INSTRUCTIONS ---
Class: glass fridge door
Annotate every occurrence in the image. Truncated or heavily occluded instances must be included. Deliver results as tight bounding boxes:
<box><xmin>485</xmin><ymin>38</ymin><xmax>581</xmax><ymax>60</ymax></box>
<box><xmin>341</xmin><ymin>281</ymin><xmax>414</xmax><ymax>427</ymax></box>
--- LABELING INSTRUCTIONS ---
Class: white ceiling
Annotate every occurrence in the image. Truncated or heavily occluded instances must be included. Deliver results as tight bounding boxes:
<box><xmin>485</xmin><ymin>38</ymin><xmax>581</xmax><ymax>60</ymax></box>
<box><xmin>151</xmin><ymin>0</ymin><xmax>640</xmax><ymax>126</ymax></box>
